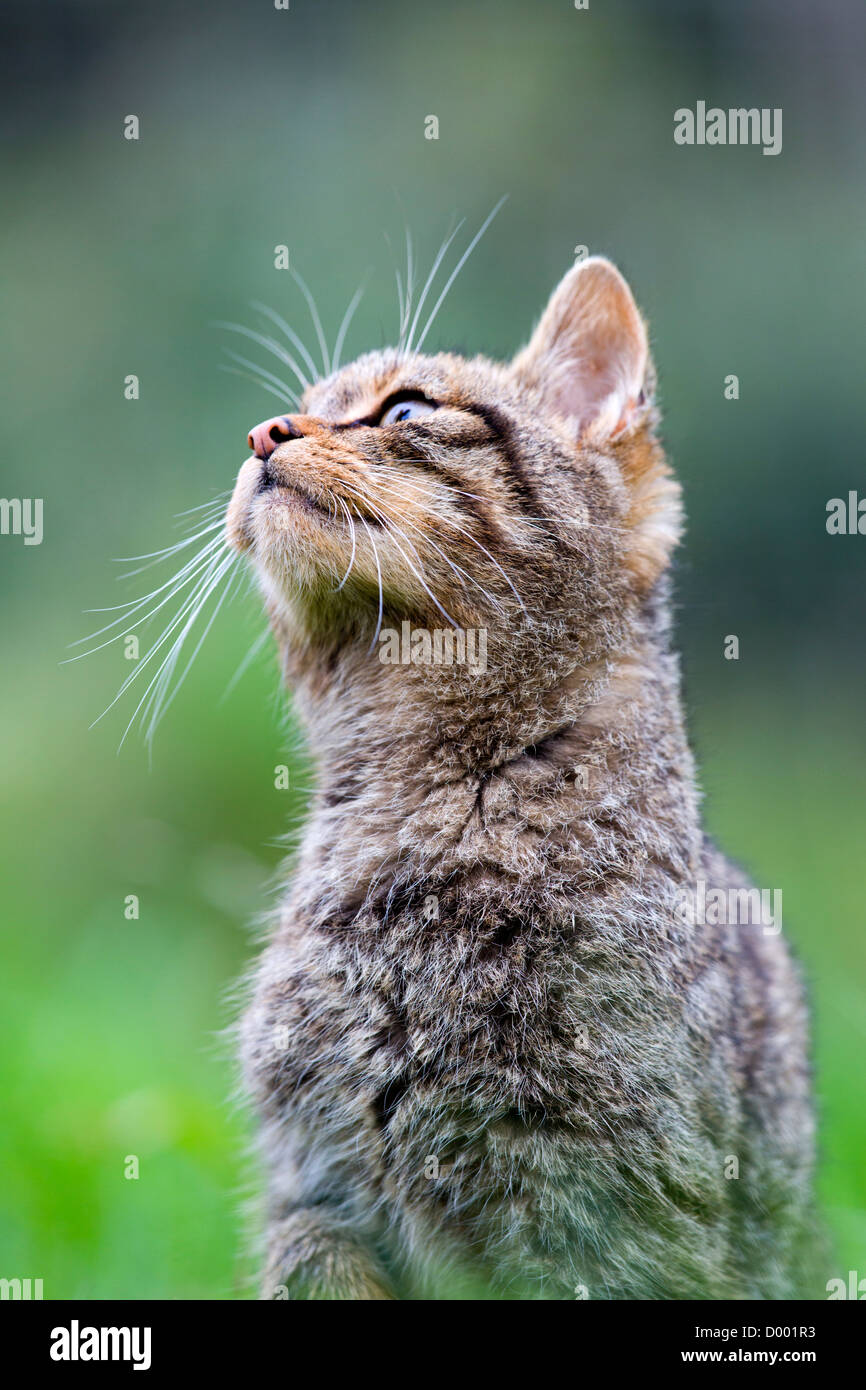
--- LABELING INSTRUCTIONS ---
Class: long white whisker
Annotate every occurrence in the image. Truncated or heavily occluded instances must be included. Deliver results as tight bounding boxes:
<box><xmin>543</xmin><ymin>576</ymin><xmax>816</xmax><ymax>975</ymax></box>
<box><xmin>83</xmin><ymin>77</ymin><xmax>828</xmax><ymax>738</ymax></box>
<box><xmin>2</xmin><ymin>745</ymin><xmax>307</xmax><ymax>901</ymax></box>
<box><xmin>290</xmin><ymin>269</ymin><xmax>331</xmax><ymax>378</ymax></box>
<box><xmin>332</xmin><ymin>278</ymin><xmax>368</xmax><ymax>372</ymax></box>
<box><xmin>369</xmin><ymin>514</ymin><xmax>459</xmax><ymax>628</ymax></box>
<box><xmin>216</xmin><ymin>321</ymin><xmax>311</xmax><ymax>393</ymax></box>
<box><xmin>365</xmin><ymin>491</ymin><xmax>505</xmax><ymax>614</ymax></box>
<box><xmin>357</xmin><ymin>514</ymin><xmax>384</xmax><ymax>652</ymax></box>
<box><xmin>335</xmin><ymin>497</ymin><xmax>358</xmax><ymax>590</ymax></box>
<box><xmin>139</xmin><ymin>553</ymin><xmax>241</xmax><ymax>748</ymax></box>
<box><xmin>220</xmin><ymin>626</ymin><xmax>271</xmax><ymax>704</ymax></box>
<box><xmin>406</xmin><ymin>218</ymin><xmax>464</xmax><ymax>355</ymax></box>
<box><xmin>114</xmin><ymin>518</ymin><xmax>226</xmax><ymax>579</ymax></box>
<box><xmin>403</xmin><ymin>225</ymin><xmax>415</xmax><ymax>349</ymax></box>
<box><xmin>90</xmin><ymin>547</ymin><xmax>233</xmax><ymax>728</ymax></box>
<box><xmin>221</xmin><ymin>349</ymin><xmax>300</xmax><ymax>406</ymax></box>
<box><xmin>66</xmin><ymin>537</ymin><xmax>226</xmax><ymax>655</ymax></box>
<box><xmin>391</xmin><ymin>260</ymin><xmax>405</xmax><ymax>346</ymax></box>
<box><xmin>81</xmin><ymin>532</ymin><xmax>226</xmax><ymax>616</ymax></box>
<box><xmin>111</xmin><ymin>549</ymin><xmax>237</xmax><ymax>744</ymax></box>
<box><xmin>218</xmin><ymin>364</ymin><xmax>298</xmax><ymax>408</ymax></box>
<box><xmin>415</xmin><ymin>196</ymin><xmax>508</xmax><ymax>353</ymax></box>
<box><xmin>345</xmin><ymin>467</ymin><xmax>528</xmax><ymax>612</ymax></box>
<box><xmin>338</xmin><ymin>482</ymin><xmax>459</xmax><ymax>629</ymax></box>
<box><xmin>373</xmin><ymin>459</ymin><xmax>625</xmax><ymax>536</ymax></box>
<box><xmin>174</xmin><ymin>491</ymin><xmax>233</xmax><ymax>519</ymax></box>
<box><xmin>249</xmin><ymin>300</ymin><xmax>320</xmax><ymax>381</ymax></box>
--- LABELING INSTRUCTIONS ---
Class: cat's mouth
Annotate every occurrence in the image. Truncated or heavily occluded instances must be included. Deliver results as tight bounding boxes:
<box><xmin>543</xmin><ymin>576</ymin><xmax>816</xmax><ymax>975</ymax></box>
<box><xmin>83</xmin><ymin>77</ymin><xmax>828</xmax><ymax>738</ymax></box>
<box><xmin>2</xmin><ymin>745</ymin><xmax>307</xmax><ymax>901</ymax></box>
<box><xmin>256</xmin><ymin>455</ymin><xmax>384</xmax><ymax>528</ymax></box>
<box><xmin>257</xmin><ymin>458</ymin><xmax>338</xmax><ymax>521</ymax></box>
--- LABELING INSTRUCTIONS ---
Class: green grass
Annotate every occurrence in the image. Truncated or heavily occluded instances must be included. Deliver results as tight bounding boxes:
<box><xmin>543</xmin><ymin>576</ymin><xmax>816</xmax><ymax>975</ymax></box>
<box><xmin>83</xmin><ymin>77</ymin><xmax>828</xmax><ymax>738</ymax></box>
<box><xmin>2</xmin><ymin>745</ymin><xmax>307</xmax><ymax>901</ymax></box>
<box><xmin>694</xmin><ymin>680</ymin><xmax>866</xmax><ymax>1277</ymax></box>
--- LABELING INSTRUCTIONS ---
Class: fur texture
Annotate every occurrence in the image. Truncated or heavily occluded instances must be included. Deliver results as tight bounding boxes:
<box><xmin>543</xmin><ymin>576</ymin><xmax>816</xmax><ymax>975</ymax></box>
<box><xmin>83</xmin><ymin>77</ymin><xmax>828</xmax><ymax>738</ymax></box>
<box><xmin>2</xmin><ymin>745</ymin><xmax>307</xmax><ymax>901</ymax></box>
<box><xmin>227</xmin><ymin>257</ymin><xmax>820</xmax><ymax>1299</ymax></box>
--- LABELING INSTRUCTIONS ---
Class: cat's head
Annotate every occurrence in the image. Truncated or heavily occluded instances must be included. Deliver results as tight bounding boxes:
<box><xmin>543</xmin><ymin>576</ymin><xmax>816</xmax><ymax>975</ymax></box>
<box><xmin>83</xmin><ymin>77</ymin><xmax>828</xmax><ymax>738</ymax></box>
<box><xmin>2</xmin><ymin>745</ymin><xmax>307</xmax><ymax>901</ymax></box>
<box><xmin>226</xmin><ymin>257</ymin><xmax>681</xmax><ymax>697</ymax></box>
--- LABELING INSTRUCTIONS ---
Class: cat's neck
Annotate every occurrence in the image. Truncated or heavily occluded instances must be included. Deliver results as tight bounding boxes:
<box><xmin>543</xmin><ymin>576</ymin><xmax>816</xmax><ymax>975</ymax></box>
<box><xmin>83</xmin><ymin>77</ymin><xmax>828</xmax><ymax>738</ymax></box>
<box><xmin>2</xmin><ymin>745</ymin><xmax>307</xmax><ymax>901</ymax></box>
<box><xmin>283</xmin><ymin>583</ymin><xmax>682</xmax><ymax>786</ymax></box>
<box><xmin>279</xmin><ymin>609</ymin><xmax>701</xmax><ymax>922</ymax></box>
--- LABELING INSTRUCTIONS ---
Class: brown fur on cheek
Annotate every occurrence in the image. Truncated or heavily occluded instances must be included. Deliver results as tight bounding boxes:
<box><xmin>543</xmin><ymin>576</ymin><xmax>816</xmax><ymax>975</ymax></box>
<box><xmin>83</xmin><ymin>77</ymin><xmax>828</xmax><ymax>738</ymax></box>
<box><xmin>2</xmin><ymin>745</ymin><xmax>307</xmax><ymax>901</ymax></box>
<box><xmin>614</xmin><ymin>426</ymin><xmax>683</xmax><ymax>592</ymax></box>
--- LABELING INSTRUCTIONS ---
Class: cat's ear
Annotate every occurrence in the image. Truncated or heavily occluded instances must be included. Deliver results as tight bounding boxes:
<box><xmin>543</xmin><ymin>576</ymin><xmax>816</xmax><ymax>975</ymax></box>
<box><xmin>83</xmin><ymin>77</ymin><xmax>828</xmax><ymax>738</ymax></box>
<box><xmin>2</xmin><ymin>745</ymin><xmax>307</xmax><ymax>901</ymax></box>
<box><xmin>512</xmin><ymin>257</ymin><xmax>649</xmax><ymax>441</ymax></box>
<box><xmin>515</xmin><ymin>258</ymin><xmax>681</xmax><ymax>588</ymax></box>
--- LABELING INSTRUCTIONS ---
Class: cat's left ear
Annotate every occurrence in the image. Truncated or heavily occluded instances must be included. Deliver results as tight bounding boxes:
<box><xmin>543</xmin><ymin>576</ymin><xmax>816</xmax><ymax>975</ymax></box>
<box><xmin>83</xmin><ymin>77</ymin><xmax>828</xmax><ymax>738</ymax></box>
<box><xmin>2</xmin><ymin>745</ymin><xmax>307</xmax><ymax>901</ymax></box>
<box><xmin>512</xmin><ymin>257</ymin><xmax>649</xmax><ymax>441</ymax></box>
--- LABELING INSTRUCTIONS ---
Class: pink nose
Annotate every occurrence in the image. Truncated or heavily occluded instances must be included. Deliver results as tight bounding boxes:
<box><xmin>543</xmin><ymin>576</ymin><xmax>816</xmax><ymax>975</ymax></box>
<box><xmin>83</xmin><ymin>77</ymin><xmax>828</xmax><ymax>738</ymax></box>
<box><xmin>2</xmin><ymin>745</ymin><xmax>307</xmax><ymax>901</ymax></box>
<box><xmin>247</xmin><ymin>414</ymin><xmax>301</xmax><ymax>461</ymax></box>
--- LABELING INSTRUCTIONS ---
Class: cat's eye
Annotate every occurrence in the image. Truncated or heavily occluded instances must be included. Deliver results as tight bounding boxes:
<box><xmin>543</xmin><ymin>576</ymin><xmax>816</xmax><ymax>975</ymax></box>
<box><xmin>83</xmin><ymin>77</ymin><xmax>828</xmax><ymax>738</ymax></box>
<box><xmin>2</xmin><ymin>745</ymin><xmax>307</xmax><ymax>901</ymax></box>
<box><xmin>379</xmin><ymin>397</ymin><xmax>438</xmax><ymax>426</ymax></box>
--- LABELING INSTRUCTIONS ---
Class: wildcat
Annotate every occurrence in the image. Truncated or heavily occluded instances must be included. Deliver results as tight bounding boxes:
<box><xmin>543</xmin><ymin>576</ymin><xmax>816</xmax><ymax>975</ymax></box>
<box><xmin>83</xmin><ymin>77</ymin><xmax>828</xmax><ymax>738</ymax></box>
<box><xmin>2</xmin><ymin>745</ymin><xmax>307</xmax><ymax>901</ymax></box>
<box><xmin>227</xmin><ymin>255</ymin><xmax>819</xmax><ymax>1299</ymax></box>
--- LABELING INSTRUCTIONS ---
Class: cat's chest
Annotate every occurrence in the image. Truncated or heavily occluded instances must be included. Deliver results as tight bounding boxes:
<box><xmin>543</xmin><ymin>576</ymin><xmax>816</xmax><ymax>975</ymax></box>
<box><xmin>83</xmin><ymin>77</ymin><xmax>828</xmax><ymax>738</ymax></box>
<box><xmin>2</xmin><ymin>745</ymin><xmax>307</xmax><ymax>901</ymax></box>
<box><xmin>265</xmin><ymin>913</ymin><xmax>575</xmax><ymax>1115</ymax></box>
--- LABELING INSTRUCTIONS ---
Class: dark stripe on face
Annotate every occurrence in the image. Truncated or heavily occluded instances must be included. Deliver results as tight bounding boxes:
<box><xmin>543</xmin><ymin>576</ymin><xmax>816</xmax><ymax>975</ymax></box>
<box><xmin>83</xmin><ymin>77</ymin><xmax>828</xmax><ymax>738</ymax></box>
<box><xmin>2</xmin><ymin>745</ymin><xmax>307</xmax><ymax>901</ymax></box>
<box><xmin>461</xmin><ymin>402</ymin><xmax>546</xmax><ymax>522</ymax></box>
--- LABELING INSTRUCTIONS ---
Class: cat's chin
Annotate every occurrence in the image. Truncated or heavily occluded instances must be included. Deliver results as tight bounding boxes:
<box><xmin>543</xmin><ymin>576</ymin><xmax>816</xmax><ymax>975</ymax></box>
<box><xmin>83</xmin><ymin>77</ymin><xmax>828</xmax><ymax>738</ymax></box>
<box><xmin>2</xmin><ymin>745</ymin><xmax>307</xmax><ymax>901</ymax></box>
<box><xmin>227</xmin><ymin>454</ymin><xmax>344</xmax><ymax>562</ymax></box>
<box><xmin>256</xmin><ymin>485</ymin><xmax>336</xmax><ymax>542</ymax></box>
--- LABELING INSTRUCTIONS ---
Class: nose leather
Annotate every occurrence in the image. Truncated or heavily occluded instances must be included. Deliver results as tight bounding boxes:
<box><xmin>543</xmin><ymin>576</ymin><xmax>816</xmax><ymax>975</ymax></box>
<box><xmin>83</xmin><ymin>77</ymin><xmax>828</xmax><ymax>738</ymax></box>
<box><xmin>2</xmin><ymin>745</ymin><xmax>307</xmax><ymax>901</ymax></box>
<box><xmin>247</xmin><ymin>414</ymin><xmax>302</xmax><ymax>461</ymax></box>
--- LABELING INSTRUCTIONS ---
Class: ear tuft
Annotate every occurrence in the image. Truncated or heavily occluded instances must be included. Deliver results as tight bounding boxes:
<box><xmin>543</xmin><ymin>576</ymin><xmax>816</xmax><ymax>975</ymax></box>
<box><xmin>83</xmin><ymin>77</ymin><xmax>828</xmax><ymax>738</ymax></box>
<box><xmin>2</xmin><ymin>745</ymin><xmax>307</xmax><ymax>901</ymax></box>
<box><xmin>513</xmin><ymin>257</ymin><xmax>649</xmax><ymax>440</ymax></box>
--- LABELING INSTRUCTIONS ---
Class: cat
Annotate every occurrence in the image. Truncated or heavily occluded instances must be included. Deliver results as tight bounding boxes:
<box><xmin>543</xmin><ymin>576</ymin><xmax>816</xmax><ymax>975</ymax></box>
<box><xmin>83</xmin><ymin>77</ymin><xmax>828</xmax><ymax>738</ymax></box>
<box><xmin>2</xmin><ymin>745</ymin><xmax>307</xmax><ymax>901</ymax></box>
<box><xmin>226</xmin><ymin>254</ymin><xmax>820</xmax><ymax>1299</ymax></box>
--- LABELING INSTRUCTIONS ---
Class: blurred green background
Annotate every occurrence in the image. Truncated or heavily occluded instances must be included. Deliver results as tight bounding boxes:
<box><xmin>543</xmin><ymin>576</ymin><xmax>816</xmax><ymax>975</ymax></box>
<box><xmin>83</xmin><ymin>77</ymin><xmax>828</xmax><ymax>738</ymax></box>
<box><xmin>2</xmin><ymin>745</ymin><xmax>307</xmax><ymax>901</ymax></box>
<box><xmin>1</xmin><ymin>0</ymin><xmax>864</xmax><ymax>1298</ymax></box>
